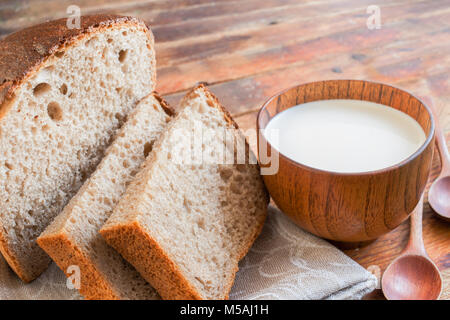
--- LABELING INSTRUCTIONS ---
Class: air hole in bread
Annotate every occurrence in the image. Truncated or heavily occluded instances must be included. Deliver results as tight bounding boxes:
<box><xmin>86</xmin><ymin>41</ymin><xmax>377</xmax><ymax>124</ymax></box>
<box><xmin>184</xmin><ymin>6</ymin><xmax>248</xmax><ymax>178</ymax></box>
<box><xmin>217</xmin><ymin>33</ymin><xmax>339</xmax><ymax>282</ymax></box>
<box><xmin>118</xmin><ymin>50</ymin><xmax>128</xmax><ymax>63</ymax></box>
<box><xmin>219</xmin><ymin>168</ymin><xmax>233</xmax><ymax>181</ymax></box>
<box><xmin>85</xmin><ymin>37</ymin><xmax>97</xmax><ymax>47</ymax></box>
<box><xmin>122</xmin><ymin>31</ymin><xmax>128</xmax><ymax>36</ymax></box>
<box><xmin>102</xmin><ymin>47</ymin><xmax>108</xmax><ymax>59</ymax></box>
<box><xmin>143</xmin><ymin>142</ymin><xmax>153</xmax><ymax>158</ymax></box>
<box><xmin>123</xmin><ymin>160</ymin><xmax>129</xmax><ymax>168</ymax></box>
<box><xmin>115</xmin><ymin>112</ymin><xmax>126</xmax><ymax>124</ymax></box>
<box><xmin>59</xmin><ymin>84</ymin><xmax>68</xmax><ymax>95</ymax></box>
<box><xmin>47</xmin><ymin>102</ymin><xmax>63</xmax><ymax>121</ymax></box>
<box><xmin>33</xmin><ymin>83</ymin><xmax>51</xmax><ymax>97</ymax></box>
<box><xmin>230</xmin><ymin>182</ymin><xmax>241</xmax><ymax>194</ymax></box>
<box><xmin>196</xmin><ymin>218</ymin><xmax>205</xmax><ymax>230</ymax></box>
<box><xmin>107</xmin><ymin>38</ymin><xmax>113</xmax><ymax>43</ymax></box>
<box><xmin>116</xmin><ymin>87</ymin><xmax>122</xmax><ymax>93</ymax></box>
<box><xmin>31</xmin><ymin>127</ymin><xmax>37</xmax><ymax>135</ymax></box>
<box><xmin>54</xmin><ymin>51</ymin><xmax>64</xmax><ymax>58</ymax></box>
<box><xmin>103</xmin><ymin>197</ymin><xmax>112</xmax><ymax>206</ymax></box>
<box><xmin>4</xmin><ymin>162</ymin><xmax>13</xmax><ymax>170</ymax></box>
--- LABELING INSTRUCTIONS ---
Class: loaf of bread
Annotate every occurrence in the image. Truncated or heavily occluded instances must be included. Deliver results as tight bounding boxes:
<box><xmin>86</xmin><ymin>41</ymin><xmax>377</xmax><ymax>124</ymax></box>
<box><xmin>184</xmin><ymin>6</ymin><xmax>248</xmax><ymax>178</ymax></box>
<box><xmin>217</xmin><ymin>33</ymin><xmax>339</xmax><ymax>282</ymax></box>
<box><xmin>100</xmin><ymin>85</ymin><xmax>269</xmax><ymax>300</ymax></box>
<box><xmin>38</xmin><ymin>93</ymin><xmax>172</xmax><ymax>299</ymax></box>
<box><xmin>0</xmin><ymin>15</ymin><xmax>156</xmax><ymax>282</ymax></box>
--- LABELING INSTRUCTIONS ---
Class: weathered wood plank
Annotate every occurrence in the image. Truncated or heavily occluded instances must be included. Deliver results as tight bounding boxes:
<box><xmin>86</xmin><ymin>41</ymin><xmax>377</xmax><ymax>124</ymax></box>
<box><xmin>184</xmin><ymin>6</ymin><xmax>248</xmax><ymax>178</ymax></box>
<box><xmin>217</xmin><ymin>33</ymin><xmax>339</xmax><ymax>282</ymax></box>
<box><xmin>153</xmin><ymin>0</ymin><xmax>424</xmax><ymax>44</ymax></box>
<box><xmin>156</xmin><ymin>4</ymin><xmax>450</xmax><ymax>93</ymax></box>
<box><xmin>149</xmin><ymin>0</ymin><xmax>387</xmax><ymax>42</ymax></box>
<box><xmin>0</xmin><ymin>0</ymin><xmax>299</xmax><ymax>36</ymax></box>
<box><xmin>155</xmin><ymin>2</ymin><xmax>391</xmax><ymax>65</ymax></box>
<box><xmin>161</xmin><ymin>39</ymin><xmax>450</xmax><ymax>116</ymax></box>
<box><xmin>0</xmin><ymin>0</ymin><xmax>231</xmax><ymax>23</ymax></box>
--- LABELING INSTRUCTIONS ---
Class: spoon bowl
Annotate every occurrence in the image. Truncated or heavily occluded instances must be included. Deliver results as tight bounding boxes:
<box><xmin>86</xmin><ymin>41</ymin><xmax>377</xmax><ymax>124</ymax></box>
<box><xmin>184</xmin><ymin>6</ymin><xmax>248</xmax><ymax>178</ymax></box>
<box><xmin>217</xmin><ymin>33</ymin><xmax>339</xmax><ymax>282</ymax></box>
<box><xmin>381</xmin><ymin>196</ymin><xmax>442</xmax><ymax>300</ymax></box>
<box><xmin>421</xmin><ymin>96</ymin><xmax>450</xmax><ymax>221</ymax></box>
<box><xmin>382</xmin><ymin>255</ymin><xmax>442</xmax><ymax>300</ymax></box>
<box><xmin>429</xmin><ymin>176</ymin><xmax>450</xmax><ymax>221</ymax></box>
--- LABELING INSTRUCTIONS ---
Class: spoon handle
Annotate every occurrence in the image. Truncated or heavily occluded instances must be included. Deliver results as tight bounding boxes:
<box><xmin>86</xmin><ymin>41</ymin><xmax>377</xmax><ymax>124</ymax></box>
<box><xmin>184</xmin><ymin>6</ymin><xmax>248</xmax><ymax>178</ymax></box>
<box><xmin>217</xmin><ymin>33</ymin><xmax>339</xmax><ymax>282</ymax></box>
<box><xmin>406</xmin><ymin>195</ymin><xmax>427</xmax><ymax>256</ymax></box>
<box><xmin>434</xmin><ymin>113</ymin><xmax>450</xmax><ymax>174</ymax></box>
<box><xmin>421</xmin><ymin>96</ymin><xmax>450</xmax><ymax>173</ymax></box>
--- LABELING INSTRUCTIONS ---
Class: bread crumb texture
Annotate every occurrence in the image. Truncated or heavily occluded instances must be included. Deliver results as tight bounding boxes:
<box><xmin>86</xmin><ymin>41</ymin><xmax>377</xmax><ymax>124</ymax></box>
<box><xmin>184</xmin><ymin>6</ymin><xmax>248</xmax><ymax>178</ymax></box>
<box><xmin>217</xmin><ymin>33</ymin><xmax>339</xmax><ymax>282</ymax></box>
<box><xmin>0</xmin><ymin>19</ymin><xmax>155</xmax><ymax>282</ymax></box>
<box><xmin>101</xmin><ymin>85</ymin><xmax>268</xmax><ymax>300</ymax></box>
<box><xmin>38</xmin><ymin>94</ymin><xmax>170</xmax><ymax>299</ymax></box>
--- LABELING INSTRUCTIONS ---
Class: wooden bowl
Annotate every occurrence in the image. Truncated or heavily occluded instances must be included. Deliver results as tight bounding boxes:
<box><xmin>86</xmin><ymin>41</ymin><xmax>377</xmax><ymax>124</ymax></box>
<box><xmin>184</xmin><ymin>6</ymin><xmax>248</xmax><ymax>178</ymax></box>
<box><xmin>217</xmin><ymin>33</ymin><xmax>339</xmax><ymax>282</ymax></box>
<box><xmin>257</xmin><ymin>80</ymin><xmax>435</xmax><ymax>242</ymax></box>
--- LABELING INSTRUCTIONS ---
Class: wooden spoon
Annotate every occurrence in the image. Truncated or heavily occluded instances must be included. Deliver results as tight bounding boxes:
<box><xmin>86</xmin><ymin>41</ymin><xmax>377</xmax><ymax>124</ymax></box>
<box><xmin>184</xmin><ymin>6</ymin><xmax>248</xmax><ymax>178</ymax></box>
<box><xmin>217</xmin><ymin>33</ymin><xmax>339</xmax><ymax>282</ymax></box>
<box><xmin>382</xmin><ymin>196</ymin><xmax>442</xmax><ymax>300</ymax></box>
<box><xmin>428</xmin><ymin>108</ymin><xmax>450</xmax><ymax>221</ymax></box>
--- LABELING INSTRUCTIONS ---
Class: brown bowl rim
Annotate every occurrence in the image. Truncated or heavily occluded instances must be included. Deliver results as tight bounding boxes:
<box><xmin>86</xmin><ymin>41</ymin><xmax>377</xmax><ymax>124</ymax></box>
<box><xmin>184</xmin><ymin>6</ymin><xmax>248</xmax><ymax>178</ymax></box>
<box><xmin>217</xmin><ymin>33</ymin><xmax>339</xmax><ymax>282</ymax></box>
<box><xmin>257</xmin><ymin>79</ymin><xmax>435</xmax><ymax>176</ymax></box>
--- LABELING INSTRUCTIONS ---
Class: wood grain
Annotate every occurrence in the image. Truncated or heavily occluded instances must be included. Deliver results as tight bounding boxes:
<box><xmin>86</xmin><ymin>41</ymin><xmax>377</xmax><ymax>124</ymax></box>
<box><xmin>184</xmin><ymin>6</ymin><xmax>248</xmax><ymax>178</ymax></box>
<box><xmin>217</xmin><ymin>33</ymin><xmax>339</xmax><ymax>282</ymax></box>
<box><xmin>382</xmin><ymin>196</ymin><xmax>443</xmax><ymax>300</ymax></box>
<box><xmin>257</xmin><ymin>80</ymin><xmax>435</xmax><ymax>242</ymax></box>
<box><xmin>0</xmin><ymin>0</ymin><xmax>448</xmax><ymax>299</ymax></box>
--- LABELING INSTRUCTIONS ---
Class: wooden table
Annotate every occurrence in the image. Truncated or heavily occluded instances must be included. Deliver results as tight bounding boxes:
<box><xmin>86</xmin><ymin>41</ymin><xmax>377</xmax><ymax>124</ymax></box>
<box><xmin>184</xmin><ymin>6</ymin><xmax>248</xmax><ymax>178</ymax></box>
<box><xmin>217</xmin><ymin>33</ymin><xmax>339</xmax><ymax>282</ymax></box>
<box><xmin>1</xmin><ymin>0</ymin><xmax>449</xmax><ymax>299</ymax></box>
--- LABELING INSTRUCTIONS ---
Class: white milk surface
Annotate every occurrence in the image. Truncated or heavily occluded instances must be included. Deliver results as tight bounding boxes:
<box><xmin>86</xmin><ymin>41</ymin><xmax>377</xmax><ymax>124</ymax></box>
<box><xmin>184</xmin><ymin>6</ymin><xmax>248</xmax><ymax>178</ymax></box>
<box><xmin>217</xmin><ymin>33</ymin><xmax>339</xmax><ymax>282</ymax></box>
<box><xmin>264</xmin><ymin>99</ymin><xmax>426</xmax><ymax>173</ymax></box>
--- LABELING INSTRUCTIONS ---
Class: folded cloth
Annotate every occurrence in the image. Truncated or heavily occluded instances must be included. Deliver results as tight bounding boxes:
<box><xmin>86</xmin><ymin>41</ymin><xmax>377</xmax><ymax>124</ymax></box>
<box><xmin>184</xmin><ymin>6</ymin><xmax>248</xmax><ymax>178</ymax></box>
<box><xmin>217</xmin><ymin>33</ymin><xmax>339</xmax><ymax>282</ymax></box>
<box><xmin>230</xmin><ymin>206</ymin><xmax>378</xmax><ymax>300</ymax></box>
<box><xmin>0</xmin><ymin>206</ymin><xmax>376</xmax><ymax>300</ymax></box>
<box><xmin>0</xmin><ymin>257</ymin><xmax>81</xmax><ymax>300</ymax></box>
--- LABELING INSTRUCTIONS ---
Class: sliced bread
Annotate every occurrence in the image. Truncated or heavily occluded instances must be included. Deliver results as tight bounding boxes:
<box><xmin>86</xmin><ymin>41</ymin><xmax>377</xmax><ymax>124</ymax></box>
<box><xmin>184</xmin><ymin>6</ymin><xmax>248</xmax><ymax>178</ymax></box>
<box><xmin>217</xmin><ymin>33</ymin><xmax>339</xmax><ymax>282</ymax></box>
<box><xmin>0</xmin><ymin>15</ymin><xmax>156</xmax><ymax>282</ymax></box>
<box><xmin>100</xmin><ymin>85</ymin><xmax>269</xmax><ymax>300</ymax></box>
<box><xmin>38</xmin><ymin>93</ymin><xmax>172</xmax><ymax>300</ymax></box>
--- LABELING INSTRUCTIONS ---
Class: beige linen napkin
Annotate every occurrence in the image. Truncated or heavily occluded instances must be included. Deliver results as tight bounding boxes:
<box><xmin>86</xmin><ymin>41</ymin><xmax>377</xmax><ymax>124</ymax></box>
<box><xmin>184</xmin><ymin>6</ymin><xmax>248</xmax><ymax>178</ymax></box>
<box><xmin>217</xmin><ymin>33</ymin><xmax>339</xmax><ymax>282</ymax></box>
<box><xmin>0</xmin><ymin>206</ymin><xmax>376</xmax><ymax>300</ymax></box>
<box><xmin>230</xmin><ymin>206</ymin><xmax>377</xmax><ymax>300</ymax></box>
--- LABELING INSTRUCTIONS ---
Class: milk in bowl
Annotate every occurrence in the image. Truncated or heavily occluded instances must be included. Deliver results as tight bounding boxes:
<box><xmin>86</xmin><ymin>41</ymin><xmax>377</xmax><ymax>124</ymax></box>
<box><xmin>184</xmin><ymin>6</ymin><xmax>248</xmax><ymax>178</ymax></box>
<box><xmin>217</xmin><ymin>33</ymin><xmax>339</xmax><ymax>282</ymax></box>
<box><xmin>264</xmin><ymin>99</ymin><xmax>426</xmax><ymax>173</ymax></box>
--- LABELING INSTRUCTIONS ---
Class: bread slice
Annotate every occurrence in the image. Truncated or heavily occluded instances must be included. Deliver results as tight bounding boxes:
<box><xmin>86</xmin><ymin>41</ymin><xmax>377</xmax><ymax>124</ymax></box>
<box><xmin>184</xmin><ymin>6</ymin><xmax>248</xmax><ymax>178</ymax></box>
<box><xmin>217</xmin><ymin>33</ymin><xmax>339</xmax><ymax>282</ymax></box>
<box><xmin>100</xmin><ymin>84</ymin><xmax>269</xmax><ymax>300</ymax></box>
<box><xmin>38</xmin><ymin>93</ymin><xmax>172</xmax><ymax>300</ymax></box>
<box><xmin>0</xmin><ymin>15</ymin><xmax>156</xmax><ymax>282</ymax></box>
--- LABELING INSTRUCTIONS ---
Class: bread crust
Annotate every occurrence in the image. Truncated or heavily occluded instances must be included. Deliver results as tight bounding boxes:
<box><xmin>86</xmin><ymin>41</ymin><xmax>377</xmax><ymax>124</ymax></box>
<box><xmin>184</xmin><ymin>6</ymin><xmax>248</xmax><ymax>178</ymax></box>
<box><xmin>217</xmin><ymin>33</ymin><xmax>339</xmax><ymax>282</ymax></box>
<box><xmin>0</xmin><ymin>229</ymin><xmax>41</xmax><ymax>283</ymax></box>
<box><xmin>0</xmin><ymin>14</ymin><xmax>154</xmax><ymax>120</ymax></box>
<box><xmin>37</xmin><ymin>234</ymin><xmax>120</xmax><ymax>300</ymax></box>
<box><xmin>0</xmin><ymin>14</ymin><xmax>155</xmax><ymax>283</ymax></box>
<box><xmin>190</xmin><ymin>85</ymin><xmax>269</xmax><ymax>298</ymax></box>
<box><xmin>182</xmin><ymin>83</ymin><xmax>239</xmax><ymax>130</ymax></box>
<box><xmin>100</xmin><ymin>222</ymin><xmax>202</xmax><ymax>300</ymax></box>
<box><xmin>36</xmin><ymin>92</ymin><xmax>172</xmax><ymax>298</ymax></box>
<box><xmin>152</xmin><ymin>92</ymin><xmax>175</xmax><ymax>117</ymax></box>
<box><xmin>101</xmin><ymin>85</ymin><xmax>269</xmax><ymax>300</ymax></box>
